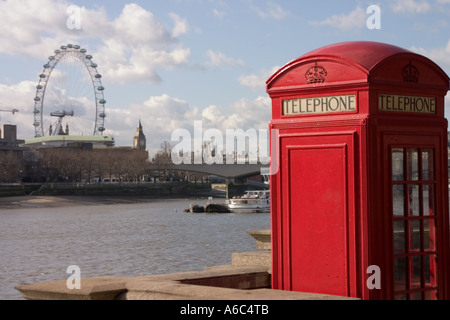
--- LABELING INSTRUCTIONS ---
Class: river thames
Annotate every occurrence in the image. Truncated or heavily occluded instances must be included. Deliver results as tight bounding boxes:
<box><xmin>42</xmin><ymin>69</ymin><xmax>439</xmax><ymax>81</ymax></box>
<box><xmin>0</xmin><ymin>197</ymin><xmax>270</xmax><ymax>300</ymax></box>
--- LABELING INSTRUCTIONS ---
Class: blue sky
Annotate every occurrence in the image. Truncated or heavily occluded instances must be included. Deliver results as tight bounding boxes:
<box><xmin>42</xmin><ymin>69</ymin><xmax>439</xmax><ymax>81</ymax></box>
<box><xmin>1</xmin><ymin>0</ymin><xmax>450</xmax><ymax>155</ymax></box>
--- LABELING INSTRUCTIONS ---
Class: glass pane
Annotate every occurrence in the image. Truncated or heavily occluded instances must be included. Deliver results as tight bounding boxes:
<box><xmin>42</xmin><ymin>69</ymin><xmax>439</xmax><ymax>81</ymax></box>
<box><xmin>411</xmin><ymin>256</ymin><xmax>422</xmax><ymax>289</ymax></box>
<box><xmin>424</xmin><ymin>290</ymin><xmax>438</xmax><ymax>300</ymax></box>
<box><xmin>424</xmin><ymin>254</ymin><xmax>437</xmax><ymax>287</ymax></box>
<box><xmin>393</xmin><ymin>185</ymin><xmax>405</xmax><ymax>216</ymax></box>
<box><xmin>423</xmin><ymin>184</ymin><xmax>435</xmax><ymax>216</ymax></box>
<box><xmin>407</xmin><ymin>148</ymin><xmax>419</xmax><ymax>180</ymax></box>
<box><xmin>392</xmin><ymin>148</ymin><xmax>404</xmax><ymax>181</ymax></box>
<box><xmin>423</xmin><ymin>219</ymin><xmax>436</xmax><ymax>251</ymax></box>
<box><xmin>424</xmin><ymin>255</ymin><xmax>431</xmax><ymax>285</ymax></box>
<box><xmin>393</xmin><ymin>220</ymin><xmax>406</xmax><ymax>254</ymax></box>
<box><xmin>395</xmin><ymin>294</ymin><xmax>407</xmax><ymax>300</ymax></box>
<box><xmin>394</xmin><ymin>257</ymin><xmax>407</xmax><ymax>292</ymax></box>
<box><xmin>410</xmin><ymin>291</ymin><xmax>423</xmax><ymax>300</ymax></box>
<box><xmin>422</xmin><ymin>149</ymin><xmax>434</xmax><ymax>180</ymax></box>
<box><xmin>410</xmin><ymin>220</ymin><xmax>421</xmax><ymax>251</ymax></box>
<box><xmin>408</xmin><ymin>184</ymin><xmax>420</xmax><ymax>216</ymax></box>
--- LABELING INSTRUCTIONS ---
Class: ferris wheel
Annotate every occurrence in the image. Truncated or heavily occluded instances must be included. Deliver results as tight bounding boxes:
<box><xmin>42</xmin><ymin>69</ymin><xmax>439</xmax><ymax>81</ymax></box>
<box><xmin>33</xmin><ymin>44</ymin><xmax>106</xmax><ymax>137</ymax></box>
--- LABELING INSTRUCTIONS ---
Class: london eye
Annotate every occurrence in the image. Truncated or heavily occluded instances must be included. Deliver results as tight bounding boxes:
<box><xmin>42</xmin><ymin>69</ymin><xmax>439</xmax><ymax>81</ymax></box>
<box><xmin>33</xmin><ymin>44</ymin><xmax>106</xmax><ymax>138</ymax></box>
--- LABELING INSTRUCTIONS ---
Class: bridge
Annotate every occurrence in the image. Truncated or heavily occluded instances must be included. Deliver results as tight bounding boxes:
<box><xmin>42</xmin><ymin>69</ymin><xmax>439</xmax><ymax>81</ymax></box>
<box><xmin>165</xmin><ymin>163</ymin><xmax>271</xmax><ymax>197</ymax></box>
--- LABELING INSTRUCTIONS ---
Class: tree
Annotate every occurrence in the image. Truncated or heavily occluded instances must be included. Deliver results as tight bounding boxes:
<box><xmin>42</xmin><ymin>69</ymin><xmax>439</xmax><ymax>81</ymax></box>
<box><xmin>0</xmin><ymin>150</ymin><xmax>21</xmax><ymax>182</ymax></box>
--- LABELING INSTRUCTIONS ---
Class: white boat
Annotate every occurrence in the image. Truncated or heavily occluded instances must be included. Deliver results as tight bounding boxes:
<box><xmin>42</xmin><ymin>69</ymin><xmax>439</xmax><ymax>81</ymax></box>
<box><xmin>228</xmin><ymin>190</ymin><xmax>270</xmax><ymax>213</ymax></box>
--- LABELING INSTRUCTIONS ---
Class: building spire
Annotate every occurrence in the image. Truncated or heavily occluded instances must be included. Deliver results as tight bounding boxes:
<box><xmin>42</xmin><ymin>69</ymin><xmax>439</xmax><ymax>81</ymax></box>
<box><xmin>133</xmin><ymin>118</ymin><xmax>146</xmax><ymax>150</ymax></box>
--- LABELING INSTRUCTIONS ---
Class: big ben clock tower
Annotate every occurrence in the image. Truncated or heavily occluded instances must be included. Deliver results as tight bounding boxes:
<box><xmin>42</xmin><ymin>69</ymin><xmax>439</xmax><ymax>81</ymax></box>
<box><xmin>133</xmin><ymin>119</ymin><xmax>146</xmax><ymax>150</ymax></box>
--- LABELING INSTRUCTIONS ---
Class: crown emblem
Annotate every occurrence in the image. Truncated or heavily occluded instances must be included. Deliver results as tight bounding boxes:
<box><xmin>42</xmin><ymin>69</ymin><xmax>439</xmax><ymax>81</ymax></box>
<box><xmin>305</xmin><ymin>62</ymin><xmax>327</xmax><ymax>84</ymax></box>
<box><xmin>402</xmin><ymin>61</ymin><xmax>419</xmax><ymax>82</ymax></box>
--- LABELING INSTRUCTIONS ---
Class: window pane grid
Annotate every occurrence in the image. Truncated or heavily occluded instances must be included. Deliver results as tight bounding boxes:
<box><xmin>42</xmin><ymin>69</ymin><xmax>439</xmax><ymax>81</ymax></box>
<box><xmin>391</xmin><ymin>147</ymin><xmax>438</xmax><ymax>300</ymax></box>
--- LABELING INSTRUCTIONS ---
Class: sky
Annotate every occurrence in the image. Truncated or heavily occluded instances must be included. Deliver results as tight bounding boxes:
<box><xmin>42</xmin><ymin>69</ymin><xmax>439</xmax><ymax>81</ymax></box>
<box><xmin>1</xmin><ymin>0</ymin><xmax>450</xmax><ymax>157</ymax></box>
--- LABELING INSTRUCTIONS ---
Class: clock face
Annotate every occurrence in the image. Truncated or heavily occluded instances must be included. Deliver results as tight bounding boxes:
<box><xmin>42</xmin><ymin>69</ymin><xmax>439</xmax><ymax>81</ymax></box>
<box><xmin>140</xmin><ymin>140</ymin><xmax>145</xmax><ymax>147</ymax></box>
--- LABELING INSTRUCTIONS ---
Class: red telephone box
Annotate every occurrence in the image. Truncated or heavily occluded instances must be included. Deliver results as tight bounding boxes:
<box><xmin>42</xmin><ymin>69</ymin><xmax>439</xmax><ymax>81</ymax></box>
<box><xmin>267</xmin><ymin>41</ymin><xmax>450</xmax><ymax>300</ymax></box>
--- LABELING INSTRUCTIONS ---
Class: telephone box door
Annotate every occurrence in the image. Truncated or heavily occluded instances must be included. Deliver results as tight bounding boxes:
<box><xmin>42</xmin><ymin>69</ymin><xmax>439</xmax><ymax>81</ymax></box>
<box><xmin>279</xmin><ymin>131</ymin><xmax>357</xmax><ymax>297</ymax></box>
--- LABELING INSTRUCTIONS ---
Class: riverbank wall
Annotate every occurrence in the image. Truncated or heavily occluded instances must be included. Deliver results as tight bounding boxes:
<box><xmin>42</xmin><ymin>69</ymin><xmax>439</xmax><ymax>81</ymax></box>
<box><xmin>0</xmin><ymin>181</ymin><xmax>214</xmax><ymax>198</ymax></box>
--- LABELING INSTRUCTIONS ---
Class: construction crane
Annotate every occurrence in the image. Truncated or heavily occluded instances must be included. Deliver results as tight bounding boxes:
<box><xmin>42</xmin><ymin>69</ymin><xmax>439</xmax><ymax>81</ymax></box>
<box><xmin>0</xmin><ymin>108</ymin><xmax>19</xmax><ymax>122</ymax></box>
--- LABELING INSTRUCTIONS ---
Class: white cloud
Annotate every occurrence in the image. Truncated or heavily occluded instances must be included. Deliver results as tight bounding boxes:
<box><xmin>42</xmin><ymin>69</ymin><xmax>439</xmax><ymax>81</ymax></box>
<box><xmin>169</xmin><ymin>13</ymin><xmax>189</xmax><ymax>38</ymax></box>
<box><xmin>113</xmin><ymin>4</ymin><xmax>172</xmax><ymax>47</ymax></box>
<box><xmin>95</xmin><ymin>4</ymin><xmax>191</xmax><ymax>84</ymax></box>
<box><xmin>0</xmin><ymin>81</ymin><xmax>41</xmax><ymax>139</ymax></box>
<box><xmin>205</xmin><ymin>50</ymin><xmax>244</xmax><ymax>68</ymax></box>
<box><xmin>238</xmin><ymin>66</ymin><xmax>281</xmax><ymax>90</ymax></box>
<box><xmin>409</xmin><ymin>41</ymin><xmax>450</xmax><ymax>117</ymax></box>
<box><xmin>253</xmin><ymin>1</ymin><xmax>288</xmax><ymax>20</ymax></box>
<box><xmin>409</xmin><ymin>39</ymin><xmax>450</xmax><ymax>71</ymax></box>
<box><xmin>212</xmin><ymin>9</ymin><xmax>226</xmax><ymax>19</ymax></box>
<box><xmin>391</xmin><ymin>0</ymin><xmax>431</xmax><ymax>13</ymax></box>
<box><xmin>201</xmin><ymin>96</ymin><xmax>271</xmax><ymax>132</ymax></box>
<box><xmin>105</xmin><ymin>93</ymin><xmax>271</xmax><ymax>151</ymax></box>
<box><xmin>0</xmin><ymin>0</ymin><xmax>70</xmax><ymax>58</ymax></box>
<box><xmin>310</xmin><ymin>6</ymin><xmax>366</xmax><ymax>31</ymax></box>
<box><xmin>0</xmin><ymin>1</ymin><xmax>191</xmax><ymax>84</ymax></box>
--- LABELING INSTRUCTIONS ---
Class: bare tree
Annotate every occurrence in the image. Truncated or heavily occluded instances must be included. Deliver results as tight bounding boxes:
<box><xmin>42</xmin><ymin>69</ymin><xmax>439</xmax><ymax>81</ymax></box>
<box><xmin>0</xmin><ymin>150</ymin><xmax>21</xmax><ymax>182</ymax></box>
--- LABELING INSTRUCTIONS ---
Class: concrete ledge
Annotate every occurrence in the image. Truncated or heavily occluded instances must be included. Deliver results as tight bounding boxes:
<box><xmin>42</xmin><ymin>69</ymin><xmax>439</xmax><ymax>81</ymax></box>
<box><xmin>121</xmin><ymin>281</ymin><xmax>351</xmax><ymax>300</ymax></box>
<box><xmin>15</xmin><ymin>276</ymin><xmax>127</xmax><ymax>300</ymax></box>
<box><xmin>232</xmin><ymin>251</ymin><xmax>271</xmax><ymax>271</ymax></box>
<box><xmin>247</xmin><ymin>229</ymin><xmax>271</xmax><ymax>250</ymax></box>
<box><xmin>16</xmin><ymin>266</ymin><xmax>356</xmax><ymax>300</ymax></box>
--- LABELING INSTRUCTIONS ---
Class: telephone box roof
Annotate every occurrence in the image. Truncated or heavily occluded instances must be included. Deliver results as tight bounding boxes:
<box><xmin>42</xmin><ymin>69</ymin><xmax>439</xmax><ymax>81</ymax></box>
<box><xmin>267</xmin><ymin>41</ymin><xmax>449</xmax><ymax>91</ymax></box>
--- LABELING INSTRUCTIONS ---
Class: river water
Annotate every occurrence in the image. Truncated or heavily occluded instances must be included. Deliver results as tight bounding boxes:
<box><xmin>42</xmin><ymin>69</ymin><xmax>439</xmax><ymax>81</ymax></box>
<box><xmin>0</xmin><ymin>198</ymin><xmax>270</xmax><ymax>300</ymax></box>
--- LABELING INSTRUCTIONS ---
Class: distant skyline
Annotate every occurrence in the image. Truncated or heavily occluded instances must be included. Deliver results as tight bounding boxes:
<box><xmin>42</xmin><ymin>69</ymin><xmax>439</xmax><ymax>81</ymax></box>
<box><xmin>1</xmin><ymin>0</ymin><xmax>450</xmax><ymax>156</ymax></box>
